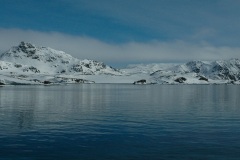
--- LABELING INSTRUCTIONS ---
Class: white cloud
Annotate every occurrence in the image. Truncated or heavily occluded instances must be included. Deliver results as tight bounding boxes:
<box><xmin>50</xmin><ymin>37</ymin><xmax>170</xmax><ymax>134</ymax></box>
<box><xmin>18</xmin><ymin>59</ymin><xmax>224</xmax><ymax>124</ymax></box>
<box><xmin>0</xmin><ymin>28</ymin><xmax>240</xmax><ymax>67</ymax></box>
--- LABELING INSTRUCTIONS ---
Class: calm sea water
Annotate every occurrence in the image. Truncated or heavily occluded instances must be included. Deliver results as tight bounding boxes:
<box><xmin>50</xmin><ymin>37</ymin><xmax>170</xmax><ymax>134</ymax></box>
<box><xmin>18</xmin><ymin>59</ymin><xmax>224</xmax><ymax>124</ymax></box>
<box><xmin>0</xmin><ymin>84</ymin><xmax>240</xmax><ymax>160</ymax></box>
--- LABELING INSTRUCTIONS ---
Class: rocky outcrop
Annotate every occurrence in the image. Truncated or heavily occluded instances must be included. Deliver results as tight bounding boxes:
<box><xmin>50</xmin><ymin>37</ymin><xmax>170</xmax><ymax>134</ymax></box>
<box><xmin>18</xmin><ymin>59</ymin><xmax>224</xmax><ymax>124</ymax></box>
<box><xmin>133</xmin><ymin>79</ymin><xmax>147</xmax><ymax>84</ymax></box>
<box><xmin>174</xmin><ymin>77</ymin><xmax>187</xmax><ymax>83</ymax></box>
<box><xmin>198</xmin><ymin>76</ymin><xmax>208</xmax><ymax>81</ymax></box>
<box><xmin>0</xmin><ymin>79</ymin><xmax>5</xmax><ymax>85</ymax></box>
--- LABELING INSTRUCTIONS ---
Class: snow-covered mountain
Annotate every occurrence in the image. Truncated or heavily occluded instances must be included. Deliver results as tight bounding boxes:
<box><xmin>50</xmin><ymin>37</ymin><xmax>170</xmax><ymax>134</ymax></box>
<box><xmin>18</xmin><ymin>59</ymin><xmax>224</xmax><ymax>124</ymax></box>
<box><xmin>1</xmin><ymin>42</ymin><xmax>240</xmax><ymax>85</ymax></box>
<box><xmin>0</xmin><ymin>41</ymin><xmax>121</xmax><ymax>75</ymax></box>
<box><xmin>150</xmin><ymin>59</ymin><xmax>240</xmax><ymax>84</ymax></box>
<box><xmin>176</xmin><ymin>59</ymin><xmax>240</xmax><ymax>81</ymax></box>
<box><xmin>0</xmin><ymin>42</ymin><xmax>122</xmax><ymax>85</ymax></box>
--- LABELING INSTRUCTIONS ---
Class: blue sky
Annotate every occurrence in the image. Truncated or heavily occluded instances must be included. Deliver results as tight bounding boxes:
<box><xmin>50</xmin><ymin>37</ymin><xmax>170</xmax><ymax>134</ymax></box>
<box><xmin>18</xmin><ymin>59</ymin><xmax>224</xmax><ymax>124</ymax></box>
<box><xmin>0</xmin><ymin>0</ymin><xmax>240</xmax><ymax>66</ymax></box>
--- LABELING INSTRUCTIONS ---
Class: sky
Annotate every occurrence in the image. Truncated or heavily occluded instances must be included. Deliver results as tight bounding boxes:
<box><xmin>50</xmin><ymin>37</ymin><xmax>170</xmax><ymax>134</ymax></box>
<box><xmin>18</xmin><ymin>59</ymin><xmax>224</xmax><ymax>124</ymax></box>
<box><xmin>0</xmin><ymin>0</ymin><xmax>240</xmax><ymax>67</ymax></box>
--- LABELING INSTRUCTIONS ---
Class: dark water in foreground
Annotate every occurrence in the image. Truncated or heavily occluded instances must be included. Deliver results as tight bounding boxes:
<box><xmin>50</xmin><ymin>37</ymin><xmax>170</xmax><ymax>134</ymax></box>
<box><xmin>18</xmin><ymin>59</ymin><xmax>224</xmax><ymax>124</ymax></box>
<box><xmin>0</xmin><ymin>84</ymin><xmax>240</xmax><ymax>160</ymax></box>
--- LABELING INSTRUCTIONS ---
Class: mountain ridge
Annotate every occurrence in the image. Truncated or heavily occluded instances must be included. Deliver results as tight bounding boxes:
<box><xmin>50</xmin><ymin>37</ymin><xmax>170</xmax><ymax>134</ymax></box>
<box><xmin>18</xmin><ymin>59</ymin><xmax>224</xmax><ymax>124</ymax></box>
<box><xmin>0</xmin><ymin>42</ymin><xmax>240</xmax><ymax>85</ymax></box>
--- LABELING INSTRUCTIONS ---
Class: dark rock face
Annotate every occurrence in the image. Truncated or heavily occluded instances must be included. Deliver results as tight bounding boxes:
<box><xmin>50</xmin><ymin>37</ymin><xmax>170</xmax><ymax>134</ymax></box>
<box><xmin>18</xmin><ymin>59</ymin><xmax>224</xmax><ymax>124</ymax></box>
<box><xmin>18</xmin><ymin>42</ymin><xmax>36</xmax><ymax>57</ymax></box>
<box><xmin>0</xmin><ymin>79</ymin><xmax>6</xmax><ymax>85</ymax></box>
<box><xmin>198</xmin><ymin>76</ymin><xmax>208</xmax><ymax>81</ymax></box>
<box><xmin>174</xmin><ymin>77</ymin><xmax>187</xmax><ymax>83</ymax></box>
<box><xmin>62</xmin><ymin>60</ymin><xmax>69</xmax><ymax>64</ymax></box>
<box><xmin>186</xmin><ymin>61</ymin><xmax>203</xmax><ymax>73</ymax></box>
<box><xmin>60</xmin><ymin>69</ymin><xmax>66</xmax><ymax>73</ymax></box>
<box><xmin>72</xmin><ymin>64</ymin><xmax>83</xmax><ymax>73</ymax></box>
<box><xmin>212</xmin><ymin>64</ymin><xmax>238</xmax><ymax>81</ymax></box>
<box><xmin>46</xmin><ymin>56</ymin><xmax>57</xmax><ymax>62</ymax></box>
<box><xmin>43</xmin><ymin>81</ymin><xmax>51</xmax><ymax>84</ymax></box>
<box><xmin>19</xmin><ymin>41</ymin><xmax>35</xmax><ymax>49</ymax></box>
<box><xmin>84</xmin><ymin>63</ymin><xmax>90</xmax><ymax>68</ymax></box>
<box><xmin>14</xmin><ymin>64</ymin><xmax>22</xmax><ymax>68</ymax></box>
<box><xmin>94</xmin><ymin>61</ymin><xmax>106</xmax><ymax>69</ymax></box>
<box><xmin>150</xmin><ymin>70</ymin><xmax>162</xmax><ymax>76</ymax></box>
<box><xmin>75</xmin><ymin>79</ymin><xmax>84</xmax><ymax>83</ymax></box>
<box><xmin>133</xmin><ymin>79</ymin><xmax>146</xmax><ymax>84</ymax></box>
<box><xmin>29</xmin><ymin>66</ymin><xmax>40</xmax><ymax>73</ymax></box>
<box><xmin>23</xmin><ymin>66</ymin><xmax>40</xmax><ymax>73</ymax></box>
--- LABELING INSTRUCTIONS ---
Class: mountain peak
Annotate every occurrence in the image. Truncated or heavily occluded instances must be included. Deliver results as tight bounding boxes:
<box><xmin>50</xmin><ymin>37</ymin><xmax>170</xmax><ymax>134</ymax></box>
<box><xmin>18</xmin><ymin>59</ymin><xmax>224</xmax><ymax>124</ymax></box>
<box><xmin>19</xmin><ymin>41</ymin><xmax>35</xmax><ymax>48</ymax></box>
<box><xmin>17</xmin><ymin>41</ymin><xmax>36</xmax><ymax>53</ymax></box>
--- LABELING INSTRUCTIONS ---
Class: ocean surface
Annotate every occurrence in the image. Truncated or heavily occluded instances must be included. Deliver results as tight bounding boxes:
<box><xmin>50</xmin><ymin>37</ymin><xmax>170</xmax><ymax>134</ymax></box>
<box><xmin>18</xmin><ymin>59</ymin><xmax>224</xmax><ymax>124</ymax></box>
<box><xmin>0</xmin><ymin>84</ymin><xmax>240</xmax><ymax>160</ymax></box>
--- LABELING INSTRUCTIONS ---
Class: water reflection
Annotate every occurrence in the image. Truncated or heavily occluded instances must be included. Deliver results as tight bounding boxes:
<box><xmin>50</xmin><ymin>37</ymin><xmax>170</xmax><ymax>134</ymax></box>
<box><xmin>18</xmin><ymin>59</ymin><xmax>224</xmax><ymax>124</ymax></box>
<box><xmin>0</xmin><ymin>84</ymin><xmax>240</xmax><ymax>159</ymax></box>
<box><xmin>0</xmin><ymin>85</ymin><xmax>240</xmax><ymax>131</ymax></box>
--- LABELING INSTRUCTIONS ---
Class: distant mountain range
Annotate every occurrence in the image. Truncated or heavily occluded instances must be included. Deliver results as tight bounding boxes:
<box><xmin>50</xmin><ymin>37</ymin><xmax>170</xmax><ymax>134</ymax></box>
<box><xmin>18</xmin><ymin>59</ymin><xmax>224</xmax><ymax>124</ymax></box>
<box><xmin>1</xmin><ymin>42</ymin><xmax>240</xmax><ymax>85</ymax></box>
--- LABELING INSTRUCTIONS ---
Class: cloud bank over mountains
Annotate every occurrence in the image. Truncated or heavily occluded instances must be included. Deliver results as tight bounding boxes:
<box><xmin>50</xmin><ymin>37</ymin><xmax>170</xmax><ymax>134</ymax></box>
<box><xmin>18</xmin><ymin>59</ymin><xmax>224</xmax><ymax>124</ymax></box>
<box><xmin>0</xmin><ymin>28</ymin><xmax>240</xmax><ymax>67</ymax></box>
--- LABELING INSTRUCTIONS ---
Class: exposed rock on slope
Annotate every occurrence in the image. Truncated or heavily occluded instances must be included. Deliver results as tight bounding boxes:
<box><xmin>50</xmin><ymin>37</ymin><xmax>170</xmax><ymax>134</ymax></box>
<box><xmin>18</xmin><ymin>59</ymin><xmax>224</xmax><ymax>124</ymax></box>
<box><xmin>133</xmin><ymin>79</ymin><xmax>147</xmax><ymax>85</ymax></box>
